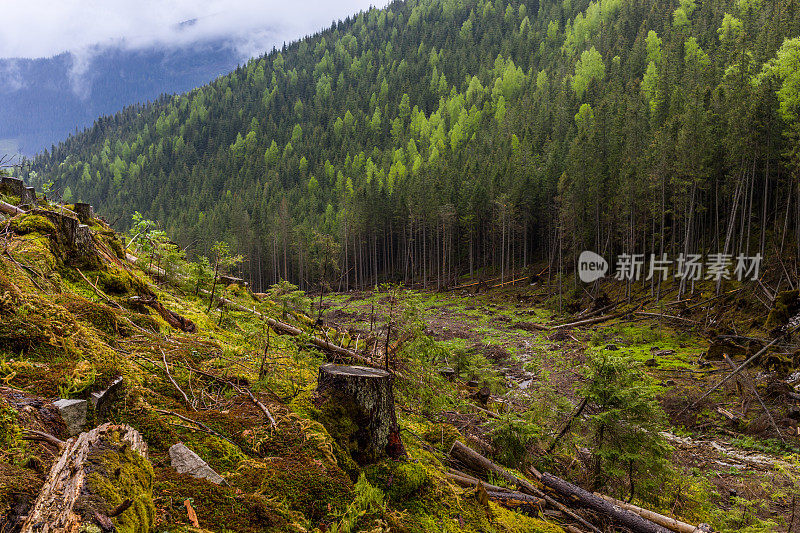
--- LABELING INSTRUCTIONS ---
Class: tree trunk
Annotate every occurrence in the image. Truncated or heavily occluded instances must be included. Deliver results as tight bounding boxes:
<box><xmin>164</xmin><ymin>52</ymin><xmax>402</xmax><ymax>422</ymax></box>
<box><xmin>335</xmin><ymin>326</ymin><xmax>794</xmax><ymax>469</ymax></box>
<box><xmin>540</xmin><ymin>472</ymin><xmax>672</xmax><ymax>533</ymax></box>
<box><xmin>316</xmin><ymin>364</ymin><xmax>405</xmax><ymax>464</ymax></box>
<box><xmin>22</xmin><ymin>423</ymin><xmax>154</xmax><ymax>533</ymax></box>
<box><xmin>0</xmin><ymin>199</ymin><xmax>26</xmax><ymax>216</ymax></box>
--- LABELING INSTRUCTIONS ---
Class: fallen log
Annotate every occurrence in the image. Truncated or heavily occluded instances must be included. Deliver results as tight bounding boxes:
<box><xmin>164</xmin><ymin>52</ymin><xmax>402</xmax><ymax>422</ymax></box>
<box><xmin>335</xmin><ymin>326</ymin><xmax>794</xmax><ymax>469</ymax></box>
<box><xmin>128</xmin><ymin>295</ymin><xmax>197</xmax><ymax>333</ymax></box>
<box><xmin>595</xmin><ymin>494</ymin><xmax>710</xmax><ymax>533</ymax></box>
<box><xmin>486</xmin><ymin>489</ymin><xmax>545</xmax><ymax>510</ymax></box>
<box><xmin>449</xmin><ymin>441</ymin><xmax>600</xmax><ymax>533</ymax></box>
<box><xmin>21</xmin><ymin>423</ymin><xmax>154</xmax><ymax>533</ymax></box>
<box><xmin>445</xmin><ymin>470</ymin><xmax>514</xmax><ymax>493</ymax></box>
<box><xmin>549</xmin><ymin>310</ymin><xmax>628</xmax><ymax>330</ymax></box>
<box><xmin>0</xmin><ymin>199</ymin><xmax>25</xmax><ymax>216</ymax></box>
<box><xmin>539</xmin><ymin>472</ymin><xmax>671</xmax><ymax>533</ymax></box>
<box><xmin>634</xmin><ymin>311</ymin><xmax>699</xmax><ymax>325</ymax></box>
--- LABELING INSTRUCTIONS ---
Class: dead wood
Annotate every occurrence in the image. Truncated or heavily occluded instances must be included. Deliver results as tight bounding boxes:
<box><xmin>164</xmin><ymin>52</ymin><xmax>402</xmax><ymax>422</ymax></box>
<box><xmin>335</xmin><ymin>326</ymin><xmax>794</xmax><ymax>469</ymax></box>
<box><xmin>21</xmin><ymin>423</ymin><xmax>151</xmax><ymax>533</ymax></box>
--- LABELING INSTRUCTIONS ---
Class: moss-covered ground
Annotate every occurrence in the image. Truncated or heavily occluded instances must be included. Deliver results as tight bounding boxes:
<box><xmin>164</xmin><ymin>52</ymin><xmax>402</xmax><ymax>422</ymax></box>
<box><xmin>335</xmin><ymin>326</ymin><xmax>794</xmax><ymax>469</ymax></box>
<box><xmin>0</xmin><ymin>201</ymin><xmax>569</xmax><ymax>532</ymax></box>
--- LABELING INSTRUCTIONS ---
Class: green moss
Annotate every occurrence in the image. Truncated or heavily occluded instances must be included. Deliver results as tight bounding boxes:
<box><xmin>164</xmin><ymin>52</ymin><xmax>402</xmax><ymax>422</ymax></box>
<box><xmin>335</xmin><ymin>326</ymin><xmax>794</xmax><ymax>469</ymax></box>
<box><xmin>0</xmin><ymin>399</ymin><xmax>29</xmax><ymax>464</ymax></box>
<box><xmin>9</xmin><ymin>214</ymin><xmax>57</xmax><ymax>235</ymax></box>
<box><xmin>422</xmin><ymin>423</ymin><xmax>461</xmax><ymax>451</ymax></box>
<box><xmin>365</xmin><ymin>460</ymin><xmax>428</xmax><ymax>502</ymax></box>
<box><xmin>153</xmin><ymin>466</ymin><xmax>307</xmax><ymax>532</ymax></box>
<box><xmin>83</xmin><ymin>428</ymin><xmax>155</xmax><ymax>533</ymax></box>
<box><xmin>56</xmin><ymin>293</ymin><xmax>119</xmax><ymax>337</ymax></box>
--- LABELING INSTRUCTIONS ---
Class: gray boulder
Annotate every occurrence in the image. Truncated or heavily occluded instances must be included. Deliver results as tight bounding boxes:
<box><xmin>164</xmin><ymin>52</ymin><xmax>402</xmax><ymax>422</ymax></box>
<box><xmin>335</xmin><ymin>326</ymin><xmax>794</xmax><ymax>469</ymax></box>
<box><xmin>53</xmin><ymin>398</ymin><xmax>87</xmax><ymax>436</ymax></box>
<box><xmin>169</xmin><ymin>443</ymin><xmax>224</xmax><ymax>484</ymax></box>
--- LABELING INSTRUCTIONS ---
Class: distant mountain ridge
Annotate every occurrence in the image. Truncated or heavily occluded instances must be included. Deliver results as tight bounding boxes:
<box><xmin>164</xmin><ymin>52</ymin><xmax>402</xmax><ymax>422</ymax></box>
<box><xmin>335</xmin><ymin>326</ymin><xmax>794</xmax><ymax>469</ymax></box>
<box><xmin>0</xmin><ymin>40</ymin><xmax>243</xmax><ymax>157</ymax></box>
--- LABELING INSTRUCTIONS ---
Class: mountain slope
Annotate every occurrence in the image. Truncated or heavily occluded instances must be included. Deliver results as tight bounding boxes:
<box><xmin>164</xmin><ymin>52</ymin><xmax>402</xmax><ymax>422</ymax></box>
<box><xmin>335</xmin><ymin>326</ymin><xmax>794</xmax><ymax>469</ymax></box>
<box><xmin>0</xmin><ymin>42</ymin><xmax>242</xmax><ymax>158</ymax></box>
<box><xmin>1</xmin><ymin>181</ymin><xmax>576</xmax><ymax>532</ymax></box>
<box><xmin>24</xmin><ymin>0</ymin><xmax>800</xmax><ymax>293</ymax></box>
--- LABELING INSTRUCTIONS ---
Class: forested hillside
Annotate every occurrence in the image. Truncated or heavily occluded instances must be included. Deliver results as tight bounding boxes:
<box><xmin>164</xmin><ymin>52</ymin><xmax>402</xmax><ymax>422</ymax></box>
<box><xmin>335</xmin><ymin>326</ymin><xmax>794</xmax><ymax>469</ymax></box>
<box><xmin>23</xmin><ymin>0</ymin><xmax>800</xmax><ymax>292</ymax></box>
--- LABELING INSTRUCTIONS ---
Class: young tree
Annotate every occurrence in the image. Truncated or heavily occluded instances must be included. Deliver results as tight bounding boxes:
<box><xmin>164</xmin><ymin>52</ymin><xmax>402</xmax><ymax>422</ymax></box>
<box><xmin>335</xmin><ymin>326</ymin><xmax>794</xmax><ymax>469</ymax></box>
<box><xmin>207</xmin><ymin>241</ymin><xmax>243</xmax><ymax>312</ymax></box>
<box><xmin>580</xmin><ymin>354</ymin><xmax>671</xmax><ymax>501</ymax></box>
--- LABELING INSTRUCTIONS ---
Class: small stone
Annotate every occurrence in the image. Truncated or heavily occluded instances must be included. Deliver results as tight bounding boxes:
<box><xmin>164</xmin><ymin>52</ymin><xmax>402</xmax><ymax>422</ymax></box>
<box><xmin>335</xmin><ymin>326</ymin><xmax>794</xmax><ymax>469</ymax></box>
<box><xmin>53</xmin><ymin>399</ymin><xmax>87</xmax><ymax>436</ymax></box>
<box><xmin>169</xmin><ymin>443</ymin><xmax>224</xmax><ymax>484</ymax></box>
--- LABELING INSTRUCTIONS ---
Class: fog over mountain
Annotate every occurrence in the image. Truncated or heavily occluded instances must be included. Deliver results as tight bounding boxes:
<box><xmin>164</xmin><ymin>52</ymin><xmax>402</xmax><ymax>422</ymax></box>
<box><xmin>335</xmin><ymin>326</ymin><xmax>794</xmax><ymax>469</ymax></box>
<box><xmin>0</xmin><ymin>0</ymin><xmax>379</xmax><ymax>158</ymax></box>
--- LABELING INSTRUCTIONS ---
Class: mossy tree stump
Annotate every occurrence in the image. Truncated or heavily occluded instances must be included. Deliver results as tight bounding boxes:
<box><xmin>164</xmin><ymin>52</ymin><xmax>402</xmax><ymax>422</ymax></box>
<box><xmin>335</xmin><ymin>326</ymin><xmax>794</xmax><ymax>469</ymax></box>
<box><xmin>21</xmin><ymin>423</ymin><xmax>154</xmax><ymax>533</ymax></box>
<box><xmin>317</xmin><ymin>364</ymin><xmax>405</xmax><ymax>464</ymax></box>
<box><xmin>73</xmin><ymin>203</ymin><xmax>94</xmax><ymax>223</ymax></box>
<box><xmin>30</xmin><ymin>209</ymin><xmax>100</xmax><ymax>268</ymax></box>
<box><xmin>0</xmin><ymin>177</ymin><xmax>36</xmax><ymax>206</ymax></box>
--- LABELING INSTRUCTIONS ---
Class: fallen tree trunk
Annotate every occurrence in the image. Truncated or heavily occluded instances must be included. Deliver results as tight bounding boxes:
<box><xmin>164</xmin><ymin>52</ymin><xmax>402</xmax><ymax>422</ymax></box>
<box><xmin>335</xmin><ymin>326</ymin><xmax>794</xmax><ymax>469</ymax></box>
<box><xmin>486</xmin><ymin>489</ymin><xmax>545</xmax><ymax>510</ymax></box>
<box><xmin>129</xmin><ymin>295</ymin><xmax>197</xmax><ymax>333</ymax></box>
<box><xmin>449</xmin><ymin>441</ymin><xmax>600</xmax><ymax>533</ymax></box>
<box><xmin>539</xmin><ymin>472</ymin><xmax>671</xmax><ymax>533</ymax></box>
<box><xmin>595</xmin><ymin>494</ymin><xmax>710</xmax><ymax>533</ymax></box>
<box><xmin>0</xmin><ymin>199</ymin><xmax>25</xmax><ymax>216</ymax></box>
<box><xmin>21</xmin><ymin>423</ymin><xmax>154</xmax><ymax>533</ymax></box>
<box><xmin>549</xmin><ymin>310</ymin><xmax>628</xmax><ymax>330</ymax></box>
<box><xmin>445</xmin><ymin>470</ymin><xmax>514</xmax><ymax>493</ymax></box>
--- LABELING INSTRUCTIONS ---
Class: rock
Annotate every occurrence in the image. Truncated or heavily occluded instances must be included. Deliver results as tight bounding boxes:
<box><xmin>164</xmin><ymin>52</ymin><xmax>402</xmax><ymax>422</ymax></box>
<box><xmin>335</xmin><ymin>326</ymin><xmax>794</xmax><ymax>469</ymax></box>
<box><xmin>169</xmin><ymin>443</ymin><xmax>224</xmax><ymax>484</ymax></box>
<box><xmin>654</xmin><ymin>349</ymin><xmax>675</xmax><ymax>357</ymax></box>
<box><xmin>788</xmin><ymin>405</ymin><xmax>800</xmax><ymax>421</ymax></box>
<box><xmin>53</xmin><ymin>398</ymin><xmax>87</xmax><ymax>436</ymax></box>
<box><xmin>605</xmin><ymin>344</ymin><xmax>618</xmax><ymax>351</ymax></box>
<box><xmin>466</xmin><ymin>379</ymin><xmax>480</xmax><ymax>388</ymax></box>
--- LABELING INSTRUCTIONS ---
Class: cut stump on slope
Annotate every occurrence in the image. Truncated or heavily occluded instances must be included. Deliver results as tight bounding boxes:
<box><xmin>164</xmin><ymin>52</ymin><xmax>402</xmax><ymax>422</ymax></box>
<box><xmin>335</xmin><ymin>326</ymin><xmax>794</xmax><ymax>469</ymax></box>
<box><xmin>316</xmin><ymin>364</ymin><xmax>405</xmax><ymax>464</ymax></box>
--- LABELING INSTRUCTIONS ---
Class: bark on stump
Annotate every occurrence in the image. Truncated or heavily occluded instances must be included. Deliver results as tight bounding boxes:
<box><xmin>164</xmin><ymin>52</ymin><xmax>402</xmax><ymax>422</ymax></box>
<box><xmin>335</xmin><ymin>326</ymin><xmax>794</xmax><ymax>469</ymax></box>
<box><xmin>316</xmin><ymin>364</ymin><xmax>405</xmax><ymax>464</ymax></box>
<box><xmin>21</xmin><ymin>423</ymin><xmax>154</xmax><ymax>533</ymax></box>
<box><xmin>30</xmin><ymin>208</ymin><xmax>101</xmax><ymax>269</ymax></box>
<box><xmin>0</xmin><ymin>177</ymin><xmax>36</xmax><ymax>206</ymax></box>
<box><xmin>73</xmin><ymin>202</ymin><xmax>94</xmax><ymax>223</ymax></box>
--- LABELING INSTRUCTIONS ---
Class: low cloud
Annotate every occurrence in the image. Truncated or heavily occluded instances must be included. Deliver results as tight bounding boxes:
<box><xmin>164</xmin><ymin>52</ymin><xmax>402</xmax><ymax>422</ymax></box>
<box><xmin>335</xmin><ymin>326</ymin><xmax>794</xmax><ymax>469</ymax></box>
<box><xmin>1</xmin><ymin>1</ymin><xmax>380</xmax><ymax>60</ymax></box>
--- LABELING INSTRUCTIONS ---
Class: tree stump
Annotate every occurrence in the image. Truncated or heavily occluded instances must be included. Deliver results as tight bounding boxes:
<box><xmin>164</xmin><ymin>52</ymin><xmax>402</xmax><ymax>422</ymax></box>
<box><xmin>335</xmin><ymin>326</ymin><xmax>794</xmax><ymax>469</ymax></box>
<box><xmin>316</xmin><ymin>364</ymin><xmax>405</xmax><ymax>464</ymax></box>
<box><xmin>30</xmin><ymin>209</ymin><xmax>101</xmax><ymax>268</ymax></box>
<box><xmin>0</xmin><ymin>177</ymin><xmax>36</xmax><ymax>206</ymax></box>
<box><xmin>21</xmin><ymin>423</ymin><xmax>154</xmax><ymax>533</ymax></box>
<box><xmin>73</xmin><ymin>202</ymin><xmax>94</xmax><ymax>223</ymax></box>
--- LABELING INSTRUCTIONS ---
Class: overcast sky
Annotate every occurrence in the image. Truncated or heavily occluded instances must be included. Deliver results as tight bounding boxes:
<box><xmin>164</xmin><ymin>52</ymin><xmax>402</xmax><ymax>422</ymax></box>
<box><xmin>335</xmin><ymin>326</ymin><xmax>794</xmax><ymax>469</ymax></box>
<box><xmin>0</xmin><ymin>0</ymin><xmax>381</xmax><ymax>60</ymax></box>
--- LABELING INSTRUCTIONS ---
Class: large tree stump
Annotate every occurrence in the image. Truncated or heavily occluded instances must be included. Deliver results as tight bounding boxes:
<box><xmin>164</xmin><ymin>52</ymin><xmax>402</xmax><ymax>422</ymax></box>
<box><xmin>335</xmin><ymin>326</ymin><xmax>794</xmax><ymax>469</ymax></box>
<box><xmin>0</xmin><ymin>177</ymin><xmax>36</xmax><ymax>206</ymax></box>
<box><xmin>30</xmin><ymin>209</ymin><xmax>101</xmax><ymax>268</ymax></box>
<box><xmin>73</xmin><ymin>202</ymin><xmax>94</xmax><ymax>223</ymax></box>
<box><xmin>316</xmin><ymin>364</ymin><xmax>405</xmax><ymax>464</ymax></box>
<box><xmin>21</xmin><ymin>423</ymin><xmax>154</xmax><ymax>533</ymax></box>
